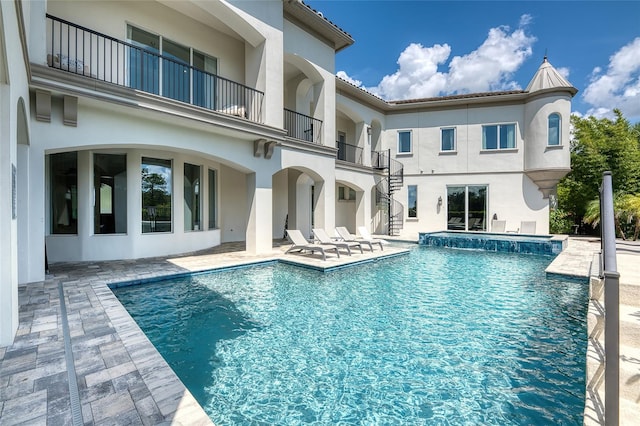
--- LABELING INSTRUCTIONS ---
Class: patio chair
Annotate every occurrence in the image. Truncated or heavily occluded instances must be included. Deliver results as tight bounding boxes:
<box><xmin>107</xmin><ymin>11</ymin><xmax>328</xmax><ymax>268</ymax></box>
<box><xmin>335</xmin><ymin>226</ymin><xmax>378</xmax><ymax>251</ymax></box>
<box><xmin>313</xmin><ymin>228</ymin><xmax>363</xmax><ymax>255</ymax></box>
<box><xmin>285</xmin><ymin>229</ymin><xmax>339</xmax><ymax>261</ymax></box>
<box><xmin>357</xmin><ymin>226</ymin><xmax>389</xmax><ymax>248</ymax></box>
<box><xmin>519</xmin><ymin>221</ymin><xmax>536</xmax><ymax>234</ymax></box>
<box><xmin>491</xmin><ymin>220</ymin><xmax>506</xmax><ymax>233</ymax></box>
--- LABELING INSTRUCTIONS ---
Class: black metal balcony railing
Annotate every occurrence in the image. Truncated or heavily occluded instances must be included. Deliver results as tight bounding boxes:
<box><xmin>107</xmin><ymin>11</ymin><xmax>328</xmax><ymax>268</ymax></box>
<box><xmin>45</xmin><ymin>14</ymin><xmax>264</xmax><ymax>123</ymax></box>
<box><xmin>283</xmin><ymin>108</ymin><xmax>322</xmax><ymax>144</ymax></box>
<box><xmin>336</xmin><ymin>141</ymin><xmax>363</xmax><ymax>165</ymax></box>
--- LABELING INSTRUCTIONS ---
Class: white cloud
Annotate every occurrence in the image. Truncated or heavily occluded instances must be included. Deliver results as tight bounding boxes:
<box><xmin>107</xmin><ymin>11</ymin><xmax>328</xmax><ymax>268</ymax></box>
<box><xmin>583</xmin><ymin>37</ymin><xmax>640</xmax><ymax>121</ymax></box>
<box><xmin>557</xmin><ymin>67</ymin><xmax>570</xmax><ymax>80</ymax></box>
<box><xmin>336</xmin><ymin>70</ymin><xmax>362</xmax><ymax>88</ymax></box>
<box><xmin>362</xmin><ymin>15</ymin><xmax>536</xmax><ymax>100</ymax></box>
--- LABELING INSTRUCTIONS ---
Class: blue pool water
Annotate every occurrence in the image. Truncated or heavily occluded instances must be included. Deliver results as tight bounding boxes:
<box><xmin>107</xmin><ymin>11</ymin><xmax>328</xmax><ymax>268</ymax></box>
<box><xmin>113</xmin><ymin>246</ymin><xmax>587</xmax><ymax>425</ymax></box>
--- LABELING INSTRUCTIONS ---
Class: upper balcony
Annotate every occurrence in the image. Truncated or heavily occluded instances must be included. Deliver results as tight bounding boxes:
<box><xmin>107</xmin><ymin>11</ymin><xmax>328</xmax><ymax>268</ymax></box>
<box><xmin>283</xmin><ymin>108</ymin><xmax>322</xmax><ymax>144</ymax></box>
<box><xmin>44</xmin><ymin>14</ymin><xmax>264</xmax><ymax>123</ymax></box>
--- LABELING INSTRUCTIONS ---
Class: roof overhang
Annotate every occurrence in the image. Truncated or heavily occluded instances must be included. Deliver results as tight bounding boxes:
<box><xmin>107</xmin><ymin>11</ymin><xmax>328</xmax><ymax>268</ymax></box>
<box><xmin>283</xmin><ymin>0</ymin><xmax>354</xmax><ymax>52</ymax></box>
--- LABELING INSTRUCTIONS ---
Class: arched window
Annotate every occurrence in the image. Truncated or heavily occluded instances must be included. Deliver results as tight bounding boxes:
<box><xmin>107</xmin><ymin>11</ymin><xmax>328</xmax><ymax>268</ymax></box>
<box><xmin>548</xmin><ymin>113</ymin><xmax>561</xmax><ymax>146</ymax></box>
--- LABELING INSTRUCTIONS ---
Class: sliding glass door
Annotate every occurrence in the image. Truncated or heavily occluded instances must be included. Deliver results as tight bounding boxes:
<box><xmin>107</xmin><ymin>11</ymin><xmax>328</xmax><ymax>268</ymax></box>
<box><xmin>447</xmin><ymin>185</ymin><xmax>487</xmax><ymax>231</ymax></box>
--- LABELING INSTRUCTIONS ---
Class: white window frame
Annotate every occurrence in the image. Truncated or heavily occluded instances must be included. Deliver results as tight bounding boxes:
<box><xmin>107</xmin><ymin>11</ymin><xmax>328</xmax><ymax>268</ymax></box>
<box><xmin>440</xmin><ymin>127</ymin><xmax>456</xmax><ymax>152</ymax></box>
<box><xmin>407</xmin><ymin>185</ymin><xmax>418</xmax><ymax>218</ymax></box>
<box><xmin>397</xmin><ymin>130</ymin><xmax>412</xmax><ymax>154</ymax></box>
<box><xmin>547</xmin><ymin>113</ymin><xmax>561</xmax><ymax>146</ymax></box>
<box><xmin>481</xmin><ymin>123</ymin><xmax>517</xmax><ymax>151</ymax></box>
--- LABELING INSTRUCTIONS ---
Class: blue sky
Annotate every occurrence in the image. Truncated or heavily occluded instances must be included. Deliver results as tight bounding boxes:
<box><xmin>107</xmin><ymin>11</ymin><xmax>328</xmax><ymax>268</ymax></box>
<box><xmin>305</xmin><ymin>1</ymin><xmax>640</xmax><ymax>122</ymax></box>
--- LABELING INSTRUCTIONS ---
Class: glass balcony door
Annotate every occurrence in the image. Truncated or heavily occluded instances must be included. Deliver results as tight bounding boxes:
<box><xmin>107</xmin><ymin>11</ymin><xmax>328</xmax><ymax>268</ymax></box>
<box><xmin>193</xmin><ymin>51</ymin><xmax>218</xmax><ymax>109</ymax></box>
<box><xmin>127</xmin><ymin>26</ymin><xmax>159</xmax><ymax>94</ymax></box>
<box><xmin>162</xmin><ymin>39</ymin><xmax>190</xmax><ymax>103</ymax></box>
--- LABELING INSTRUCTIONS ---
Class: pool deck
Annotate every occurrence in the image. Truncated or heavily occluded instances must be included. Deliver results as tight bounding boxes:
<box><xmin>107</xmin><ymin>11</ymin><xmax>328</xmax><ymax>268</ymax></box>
<box><xmin>0</xmin><ymin>236</ymin><xmax>637</xmax><ymax>425</ymax></box>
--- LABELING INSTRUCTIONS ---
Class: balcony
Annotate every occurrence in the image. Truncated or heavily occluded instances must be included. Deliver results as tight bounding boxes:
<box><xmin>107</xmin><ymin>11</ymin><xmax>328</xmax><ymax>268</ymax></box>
<box><xmin>336</xmin><ymin>141</ymin><xmax>363</xmax><ymax>165</ymax></box>
<box><xmin>283</xmin><ymin>108</ymin><xmax>322</xmax><ymax>144</ymax></box>
<box><xmin>45</xmin><ymin>14</ymin><xmax>264</xmax><ymax>123</ymax></box>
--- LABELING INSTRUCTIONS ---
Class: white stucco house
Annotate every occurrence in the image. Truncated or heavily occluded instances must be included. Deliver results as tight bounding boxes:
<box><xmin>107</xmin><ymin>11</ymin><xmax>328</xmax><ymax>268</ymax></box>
<box><xmin>0</xmin><ymin>0</ymin><xmax>576</xmax><ymax>345</ymax></box>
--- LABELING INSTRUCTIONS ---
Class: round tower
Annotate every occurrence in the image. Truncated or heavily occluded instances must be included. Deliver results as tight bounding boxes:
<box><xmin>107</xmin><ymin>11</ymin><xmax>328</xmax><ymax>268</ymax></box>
<box><xmin>523</xmin><ymin>57</ymin><xmax>578</xmax><ymax>198</ymax></box>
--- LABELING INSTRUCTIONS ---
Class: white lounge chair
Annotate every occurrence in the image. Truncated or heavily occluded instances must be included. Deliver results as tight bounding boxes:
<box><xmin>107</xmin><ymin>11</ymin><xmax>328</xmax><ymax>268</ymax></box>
<box><xmin>285</xmin><ymin>229</ymin><xmax>339</xmax><ymax>260</ymax></box>
<box><xmin>357</xmin><ymin>226</ymin><xmax>388</xmax><ymax>249</ymax></box>
<box><xmin>491</xmin><ymin>220</ymin><xmax>506</xmax><ymax>233</ymax></box>
<box><xmin>519</xmin><ymin>221</ymin><xmax>536</xmax><ymax>234</ymax></box>
<box><xmin>313</xmin><ymin>228</ymin><xmax>363</xmax><ymax>255</ymax></box>
<box><xmin>335</xmin><ymin>226</ymin><xmax>379</xmax><ymax>251</ymax></box>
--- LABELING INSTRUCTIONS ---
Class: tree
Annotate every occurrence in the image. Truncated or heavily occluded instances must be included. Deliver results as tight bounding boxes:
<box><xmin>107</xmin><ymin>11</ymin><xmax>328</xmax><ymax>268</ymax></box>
<box><xmin>141</xmin><ymin>167</ymin><xmax>169</xmax><ymax>207</ymax></box>
<box><xmin>556</xmin><ymin>110</ymin><xmax>640</xmax><ymax>229</ymax></box>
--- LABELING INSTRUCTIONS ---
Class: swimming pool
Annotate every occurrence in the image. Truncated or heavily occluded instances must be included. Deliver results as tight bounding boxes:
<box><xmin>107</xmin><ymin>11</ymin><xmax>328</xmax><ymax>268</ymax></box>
<box><xmin>113</xmin><ymin>246</ymin><xmax>587</xmax><ymax>425</ymax></box>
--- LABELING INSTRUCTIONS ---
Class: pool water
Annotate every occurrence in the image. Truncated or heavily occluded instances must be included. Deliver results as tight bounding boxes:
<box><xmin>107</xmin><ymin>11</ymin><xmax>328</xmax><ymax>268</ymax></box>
<box><xmin>114</xmin><ymin>246</ymin><xmax>587</xmax><ymax>425</ymax></box>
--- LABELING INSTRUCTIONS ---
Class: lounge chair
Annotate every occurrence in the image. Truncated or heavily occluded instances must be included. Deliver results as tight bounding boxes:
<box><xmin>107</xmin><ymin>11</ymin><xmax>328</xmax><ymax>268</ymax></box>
<box><xmin>519</xmin><ymin>221</ymin><xmax>536</xmax><ymax>234</ymax></box>
<box><xmin>313</xmin><ymin>228</ymin><xmax>363</xmax><ymax>255</ymax></box>
<box><xmin>335</xmin><ymin>226</ymin><xmax>379</xmax><ymax>251</ymax></box>
<box><xmin>491</xmin><ymin>220</ymin><xmax>506</xmax><ymax>233</ymax></box>
<box><xmin>357</xmin><ymin>226</ymin><xmax>389</xmax><ymax>248</ymax></box>
<box><xmin>285</xmin><ymin>229</ymin><xmax>339</xmax><ymax>260</ymax></box>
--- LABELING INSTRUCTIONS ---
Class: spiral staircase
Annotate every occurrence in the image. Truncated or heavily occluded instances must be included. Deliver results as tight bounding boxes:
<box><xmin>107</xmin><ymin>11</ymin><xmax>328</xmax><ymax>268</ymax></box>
<box><xmin>372</xmin><ymin>150</ymin><xmax>404</xmax><ymax>236</ymax></box>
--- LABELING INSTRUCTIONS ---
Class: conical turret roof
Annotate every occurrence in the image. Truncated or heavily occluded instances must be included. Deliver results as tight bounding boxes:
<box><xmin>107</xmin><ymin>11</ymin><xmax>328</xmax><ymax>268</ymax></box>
<box><xmin>526</xmin><ymin>56</ymin><xmax>577</xmax><ymax>95</ymax></box>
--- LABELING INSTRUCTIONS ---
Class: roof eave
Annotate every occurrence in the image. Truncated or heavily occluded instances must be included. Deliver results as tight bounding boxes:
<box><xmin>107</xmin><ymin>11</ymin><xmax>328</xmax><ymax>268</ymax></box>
<box><xmin>283</xmin><ymin>0</ymin><xmax>354</xmax><ymax>52</ymax></box>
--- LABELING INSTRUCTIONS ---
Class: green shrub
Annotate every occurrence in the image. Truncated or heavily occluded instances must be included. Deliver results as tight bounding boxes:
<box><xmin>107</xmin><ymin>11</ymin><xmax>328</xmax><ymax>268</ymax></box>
<box><xmin>550</xmin><ymin>209</ymin><xmax>574</xmax><ymax>234</ymax></box>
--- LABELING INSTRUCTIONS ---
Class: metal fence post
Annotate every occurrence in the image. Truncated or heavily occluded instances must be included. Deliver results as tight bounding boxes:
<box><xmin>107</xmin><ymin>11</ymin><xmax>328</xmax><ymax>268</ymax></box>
<box><xmin>600</xmin><ymin>171</ymin><xmax>619</xmax><ymax>426</ymax></box>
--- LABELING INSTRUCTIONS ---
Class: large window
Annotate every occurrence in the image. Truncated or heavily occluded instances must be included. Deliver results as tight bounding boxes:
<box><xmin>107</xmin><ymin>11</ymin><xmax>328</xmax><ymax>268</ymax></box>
<box><xmin>208</xmin><ymin>169</ymin><xmax>217</xmax><ymax>229</ymax></box>
<box><xmin>441</xmin><ymin>128</ymin><xmax>456</xmax><ymax>152</ymax></box>
<box><xmin>50</xmin><ymin>152</ymin><xmax>78</xmax><ymax>234</ymax></box>
<box><xmin>128</xmin><ymin>25</ymin><xmax>218</xmax><ymax>105</ymax></box>
<box><xmin>447</xmin><ymin>185</ymin><xmax>487</xmax><ymax>231</ymax></box>
<box><xmin>408</xmin><ymin>185</ymin><xmax>418</xmax><ymax>218</ymax></box>
<box><xmin>128</xmin><ymin>26</ymin><xmax>160</xmax><ymax>94</ymax></box>
<box><xmin>193</xmin><ymin>50</ymin><xmax>218</xmax><ymax>109</ymax></box>
<box><xmin>141</xmin><ymin>157</ymin><xmax>172</xmax><ymax>233</ymax></box>
<box><xmin>94</xmin><ymin>154</ymin><xmax>127</xmax><ymax>234</ymax></box>
<box><xmin>398</xmin><ymin>130</ymin><xmax>412</xmax><ymax>154</ymax></box>
<box><xmin>162</xmin><ymin>38</ymin><xmax>190</xmax><ymax>103</ymax></box>
<box><xmin>482</xmin><ymin>124</ymin><xmax>516</xmax><ymax>150</ymax></box>
<box><xmin>548</xmin><ymin>113</ymin><xmax>561</xmax><ymax>146</ymax></box>
<box><xmin>184</xmin><ymin>163</ymin><xmax>201</xmax><ymax>231</ymax></box>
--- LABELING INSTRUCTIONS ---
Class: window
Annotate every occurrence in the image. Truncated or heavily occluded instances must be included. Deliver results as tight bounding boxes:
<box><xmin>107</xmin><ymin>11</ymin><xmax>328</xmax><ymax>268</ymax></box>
<box><xmin>128</xmin><ymin>25</ymin><xmax>218</xmax><ymax>105</ymax></box>
<box><xmin>94</xmin><ymin>154</ymin><xmax>127</xmax><ymax>234</ymax></box>
<box><xmin>337</xmin><ymin>131</ymin><xmax>347</xmax><ymax>162</ymax></box>
<box><xmin>208</xmin><ymin>169</ymin><xmax>217</xmax><ymax>229</ymax></box>
<box><xmin>162</xmin><ymin>38</ymin><xmax>190</xmax><ymax>103</ymax></box>
<box><xmin>193</xmin><ymin>51</ymin><xmax>218</xmax><ymax>109</ymax></box>
<box><xmin>482</xmin><ymin>124</ymin><xmax>516</xmax><ymax>150</ymax></box>
<box><xmin>338</xmin><ymin>186</ymin><xmax>356</xmax><ymax>201</ymax></box>
<box><xmin>548</xmin><ymin>113</ymin><xmax>561</xmax><ymax>146</ymax></box>
<box><xmin>398</xmin><ymin>130</ymin><xmax>412</xmax><ymax>154</ymax></box>
<box><xmin>141</xmin><ymin>157</ymin><xmax>172</xmax><ymax>233</ymax></box>
<box><xmin>408</xmin><ymin>185</ymin><xmax>417</xmax><ymax>218</ymax></box>
<box><xmin>184</xmin><ymin>163</ymin><xmax>201</xmax><ymax>231</ymax></box>
<box><xmin>127</xmin><ymin>26</ymin><xmax>160</xmax><ymax>94</ymax></box>
<box><xmin>441</xmin><ymin>128</ymin><xmax>456</xmax><ymax>152</ymax></box>
<box><xmin>50</xmin><ymin>152</ymin><xmax>78</xmax><ymax>234</ymax></box>
<box><xmin>447</xmin><ymin>185</ymin><xmax>487</xmax><ymax>231</ymax></box>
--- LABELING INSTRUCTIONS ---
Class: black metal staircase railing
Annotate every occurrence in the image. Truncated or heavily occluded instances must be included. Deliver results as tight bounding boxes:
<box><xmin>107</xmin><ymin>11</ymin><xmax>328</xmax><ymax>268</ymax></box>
<box><xmin>372</xmin><ymin>149</ymin><xmax>404</xmax><ymax>235</ymax></box>
<box><xmin>45</xmin><ymin>14</ymin><xmax>264</xmax><ymax>122</ymax></box>
<box><xmin>336</xmin><ymin>141</ymin><xmax>363</xmax><ymax>164</ymax></box>
<box><xmin>283</xmin><ymin>108</ymin><xmax>323</xmax><ymax>144</ymax></box>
